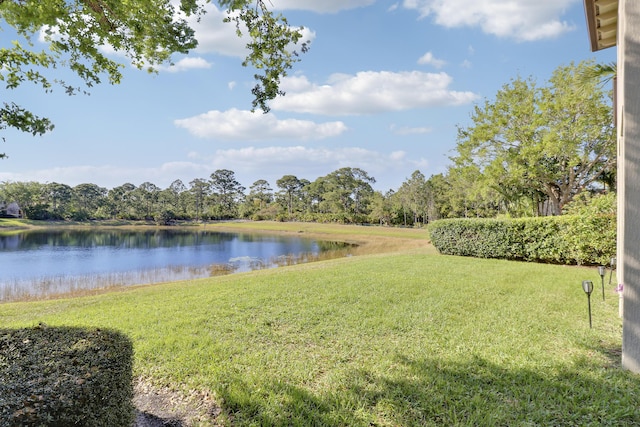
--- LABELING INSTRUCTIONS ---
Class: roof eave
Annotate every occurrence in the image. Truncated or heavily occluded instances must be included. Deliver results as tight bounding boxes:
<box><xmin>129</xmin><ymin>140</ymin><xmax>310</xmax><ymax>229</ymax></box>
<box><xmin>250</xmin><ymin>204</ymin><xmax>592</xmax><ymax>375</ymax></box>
<box><xmin>583</xmin><ymin>0</ymin><xmax>618</xmax><ymax>51</ymax></box>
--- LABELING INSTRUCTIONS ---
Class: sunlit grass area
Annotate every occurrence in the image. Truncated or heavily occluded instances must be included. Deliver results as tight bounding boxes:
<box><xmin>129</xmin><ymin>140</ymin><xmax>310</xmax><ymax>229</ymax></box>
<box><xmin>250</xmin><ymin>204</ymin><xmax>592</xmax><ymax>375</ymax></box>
<box><xmin>202</xmin><ymin>220</ymin><xmax>430</xmax><ymax>240</ymax></box>
<box><xmin>0</xmin><ymin>223</ymin><xmax>636</xmax><ymax>426</ymax></box>
<box><xmin>0</xmin><ymin>218</ymin><xmax>40</xmax><ymax>233</ymax></box>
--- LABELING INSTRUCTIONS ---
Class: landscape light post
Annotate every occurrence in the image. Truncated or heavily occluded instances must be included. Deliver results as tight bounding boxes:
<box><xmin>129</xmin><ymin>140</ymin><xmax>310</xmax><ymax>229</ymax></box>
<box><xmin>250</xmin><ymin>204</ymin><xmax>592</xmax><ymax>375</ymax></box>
<box><xmin>598</xmin><ymin>266</ymin><xmax>606</xmax><ymax>301</ymax></box>
<box><xmin>582</xmin><ymin>280</ymin><xmax>594</xmax><ymax>329</ymax></box>
<box><xmin>609</xmin><ymin>257</ymin><xmax>616</xmax><ymax>286</ymax></box>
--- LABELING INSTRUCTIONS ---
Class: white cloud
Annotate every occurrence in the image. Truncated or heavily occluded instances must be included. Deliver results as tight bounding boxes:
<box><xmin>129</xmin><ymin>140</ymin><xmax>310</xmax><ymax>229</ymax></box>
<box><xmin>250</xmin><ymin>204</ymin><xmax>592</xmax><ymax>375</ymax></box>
<box><xmin>174</xmin><ymin>108</ymin><xmax>348</xmax><ymax>140</ymax></box>
<box><xmin>187</xmin><ymin>6</ymin><xmax>247</xmax><ymax>57</ymax></box>
<box><xmin>390</xmin><ymin>124</ymin><xmax>433</xmax><ymax>135</ymax></box>
<box><xmin>0</xmin><ymin>165</ymin><xmax>154</xmax><ymax>188</ymax></box>
<box><xmin>271</xmin><ymin>0</ymin><xmax>375</xmax><ymax>13</ymax></box>
<box><xmin>271</xmin><ymin>71</ymin><xmax>478</xmax><ymax>115</ymax></box>
<box><xmin>189</xmin><ymin>146</ymin><xmax>429</xmax><ymax>189</ymax></box>
<box><xmin>417</xmin><ymin>52</ymin><xmax>446</xmax><ymax>68</ymax></box>
<box><xmin>0</xmin><ymin>162</ymin><xmax>216</xmax><ymax>189</ymax></box>
<box><xmin>160</xmin><ymin>57</ymin><xmax>212</xmax><ymax>73</ymax></box>
<box><xmin>217</xmin><ymin>146</ymin><xmax>381</xmax><ymax>172</ymax></box>
<box><xmin>402</xmin><ymin>0</ymin><xmax>576</xmax><ymax>41</ymax></box>
<box><xmin>390</xmin><ymin>151</ymin><xmax>407</xmax><ymax>161</ymax></box>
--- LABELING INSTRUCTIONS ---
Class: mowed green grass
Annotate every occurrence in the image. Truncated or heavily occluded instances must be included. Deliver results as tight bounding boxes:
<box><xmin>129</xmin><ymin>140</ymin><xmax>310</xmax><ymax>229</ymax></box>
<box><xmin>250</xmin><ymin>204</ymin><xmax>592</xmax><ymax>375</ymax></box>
<box><xmin>0</xmin><ymin>225</ymin><xmax>637</xmax><ymax>426</ymax></box>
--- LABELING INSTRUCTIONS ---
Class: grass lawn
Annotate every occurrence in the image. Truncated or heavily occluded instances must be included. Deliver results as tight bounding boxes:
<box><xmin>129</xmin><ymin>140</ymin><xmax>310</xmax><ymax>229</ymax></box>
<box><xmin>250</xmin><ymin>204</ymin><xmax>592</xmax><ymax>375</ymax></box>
<box><xmin>0</xmin><ymin>222</ymin><xmax>637</xmax><ymax>426</ymax></box>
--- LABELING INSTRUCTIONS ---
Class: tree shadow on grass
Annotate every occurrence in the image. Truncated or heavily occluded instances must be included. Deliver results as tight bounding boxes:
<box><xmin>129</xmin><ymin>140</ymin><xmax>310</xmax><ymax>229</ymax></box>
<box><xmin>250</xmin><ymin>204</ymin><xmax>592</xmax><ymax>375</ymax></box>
<box><xmin>367</xmin><ymin>353</ymin><xmax>640</xmax><ymax>426</ymax></box>
<box><xmin>217</xmin><ymin>349</ymin><xmax>640</xmax><ymax>426</ymax></box>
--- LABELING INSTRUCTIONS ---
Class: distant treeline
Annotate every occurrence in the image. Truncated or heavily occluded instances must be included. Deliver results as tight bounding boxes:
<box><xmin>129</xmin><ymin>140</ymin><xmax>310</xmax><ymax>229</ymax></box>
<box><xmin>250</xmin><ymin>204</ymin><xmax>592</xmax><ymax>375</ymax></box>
<box><xmin>0</xmin><ymin>167</ymin><xmax>438</xmax><ymax>226</ymax></box>
<box><xmin>0</xmin><ymin>161</ymin><xmax>615</xmax><ymax>226</ymax></box>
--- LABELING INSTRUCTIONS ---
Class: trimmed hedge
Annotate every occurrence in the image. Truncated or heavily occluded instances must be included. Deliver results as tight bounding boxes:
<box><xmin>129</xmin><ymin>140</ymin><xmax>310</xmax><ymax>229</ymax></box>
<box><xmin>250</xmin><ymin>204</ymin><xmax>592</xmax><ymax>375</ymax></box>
<box><xmin>428</xmin><ymin>214</ymin><xmax>616</xmax><ymax>265</ymax></box>
<box><xmin>0</xmin><ymin>324</ymin><xmax>134</xmax><ymax>426</ymax></box>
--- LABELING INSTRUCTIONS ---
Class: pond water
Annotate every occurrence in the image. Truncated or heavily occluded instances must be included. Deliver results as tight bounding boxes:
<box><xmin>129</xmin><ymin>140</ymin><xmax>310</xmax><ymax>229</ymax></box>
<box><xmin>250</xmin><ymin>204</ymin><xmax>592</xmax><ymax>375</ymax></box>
<box><xmin>0</xmin><ymin>229</ymin><xmax>348</xmax><ymax>302</ymax></box>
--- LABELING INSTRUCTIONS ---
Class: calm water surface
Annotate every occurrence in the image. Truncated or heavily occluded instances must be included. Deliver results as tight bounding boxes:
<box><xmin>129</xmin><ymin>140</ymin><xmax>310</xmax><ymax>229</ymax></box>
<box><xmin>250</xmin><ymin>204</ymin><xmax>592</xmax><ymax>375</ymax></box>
<box><xmin>0</xmin><ymin>229</ymin><xmax>345</xmax><ymax>301</ymax></box>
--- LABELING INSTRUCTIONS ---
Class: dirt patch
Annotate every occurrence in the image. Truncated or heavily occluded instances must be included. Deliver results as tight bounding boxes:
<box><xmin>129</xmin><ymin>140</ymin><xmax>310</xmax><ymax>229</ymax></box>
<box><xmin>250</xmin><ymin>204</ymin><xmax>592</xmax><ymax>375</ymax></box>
<box><xmin>133</xmin><ymin>377</ymin><xmax>222</xmax><ymax>427</ymax></box>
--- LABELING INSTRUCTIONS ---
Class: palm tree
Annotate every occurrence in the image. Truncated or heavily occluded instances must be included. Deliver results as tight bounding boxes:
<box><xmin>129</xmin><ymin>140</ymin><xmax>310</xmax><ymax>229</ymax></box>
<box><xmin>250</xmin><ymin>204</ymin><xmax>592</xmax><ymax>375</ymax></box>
<box><xmin>580</xmin><ymin>61</ymin><xmax>617</xmax><ymax>86</ymax></box>
<box><xmin>579</xmin><ymin>61</ymin><xmax>617</xmax><ymax>126</ymax></box>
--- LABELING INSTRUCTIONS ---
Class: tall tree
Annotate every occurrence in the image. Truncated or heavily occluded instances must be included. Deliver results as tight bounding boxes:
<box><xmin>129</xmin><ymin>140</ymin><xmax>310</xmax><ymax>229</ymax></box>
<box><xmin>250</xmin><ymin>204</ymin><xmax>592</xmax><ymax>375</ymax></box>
<box><xmin>320</xmin><ymin>167</ymin><xmax>376</xmax><ymax>220</ymax></box>
<box><xmin>209</xmin><ymin>169</ymin><xmax>245</xmax><ymax>219</ymax></box>
<box><xmin>133</xmin><ymin>182</ymin><xmax>160</xmax><ymax>220</ymax></box>
<box><xmin>44</xmin><ymin>182</ymin><xmax>73</xmax><ymax>219</ymax></box>
<box><xmin>248</xmin><ymin>179</ymin><xmax>273</xmax><ymax>209</ymax></box>
<box><xmin>368</xmin><ymin>190</ymin><xmax>393</xmax><ymax>226</ymax></box>
<box><xmin>167</xmin><ymin>179</ymin><xmax>187</xmax><ymax>218</ymax></box>
<box><xmin>396</xmin><ymin>170</ymin><xmax>430</xmax><ymax>225</ymax></box>
<box><xmin>107</xmin><ymin>183</ymin><xmax>136</xmax><ymax>219</ymax></box>
<box><xmin>537</xmin><ymin>62</ymin><xmax>616</xmax><ymax>213</ymax></box>
<box><xmin>188</xmin><ymin>178</ymin><xmax>210</xmax><ymax>221</ymax></box>
<box><xmin>453</xmin><ymin>60</ymin><xmax>615</xmax><ymax>215</ymax></box>
<box><xmin>306</xmin><ymin>177</ymin><xmax>328</xmax><ymax>214</ymax></box>
<box><xmin>72</xmin><ymin>183</ymin><xmax>106</xmax><ymax>219</ymax></box>
<box><xmin>1</xmin><ymin>0</ymin><xmax>307</xmax><ymax>153</ymax></box>
<box><xmin>424</xmin><ymin>174</ymin><xmax>447</xmax><ymax>221</ymax></box>
<box><xmin>276</xmin><ymin>175</ymin><xmax>302</xmax><ymax>216</ymax></box>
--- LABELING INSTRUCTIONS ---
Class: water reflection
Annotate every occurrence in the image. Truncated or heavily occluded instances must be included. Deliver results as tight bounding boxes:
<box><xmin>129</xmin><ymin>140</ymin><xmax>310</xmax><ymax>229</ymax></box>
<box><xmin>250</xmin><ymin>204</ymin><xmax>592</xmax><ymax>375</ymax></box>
<box><xmin>0</xmin><ymin>228</ymin><xmax>239</xmax><ymax>250</ymax></box>
<box><xmin>0</xmin><ymin>229</ymin><xmax>351</xmax><ymax>302</ymax></box>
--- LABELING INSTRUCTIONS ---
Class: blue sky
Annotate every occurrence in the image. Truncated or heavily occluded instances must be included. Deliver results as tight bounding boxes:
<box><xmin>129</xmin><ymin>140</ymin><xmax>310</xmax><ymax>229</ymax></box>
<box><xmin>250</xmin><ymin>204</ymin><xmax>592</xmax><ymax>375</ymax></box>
<box><xmin>1</xmin><ymin>0</ymin><xmax>616</xmax><ymax>193</ymax></box>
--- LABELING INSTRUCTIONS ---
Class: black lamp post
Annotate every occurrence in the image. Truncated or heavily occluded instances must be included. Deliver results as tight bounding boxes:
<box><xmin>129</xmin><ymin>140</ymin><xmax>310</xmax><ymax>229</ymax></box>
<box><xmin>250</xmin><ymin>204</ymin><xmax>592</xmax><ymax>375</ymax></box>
<box><xmin>609</xmin><ymin>257</ymin><xmax>616</xmax><ymax>285</ymax></box>
<box><xmin>598</xmin><ymin>266</ymin><xmax>606</xmax><ymax>301</ymax></box>
<box><xmin>582</xmin><ymin>280</ymin><xmax>594</xmax><ymax>329</ymax></box>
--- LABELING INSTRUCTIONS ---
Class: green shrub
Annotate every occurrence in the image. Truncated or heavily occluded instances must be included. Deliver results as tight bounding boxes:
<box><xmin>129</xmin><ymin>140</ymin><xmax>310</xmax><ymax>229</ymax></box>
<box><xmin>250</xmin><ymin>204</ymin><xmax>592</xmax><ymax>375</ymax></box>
<box><xmin>0</xmin><ymin>324</ymin><xmax>134</xmax><ymax>427</ymax></box>
<box><xmin>561</xmin><ymin>214</ymin><xmax>616</xmax><ymax>265</ymax></box>
<box><xmin>427</xmin><ymin>218</ymin><xmax>509</xmax><ymax>258</ymax></box>
<box><xmin>428</xmin><ymin>214</ymin><xmax>615</xmax><ymax>265</ymax></box>
<box><xmin>155</xmin><ymin>209</ymin><xmax>176</xmax><ymax>225</ymax></box>
<box><xmin>509</xmin><ymin>217</ymin><xmax>568</xmax><ymax>263</ymax></box>
<box><xmin>562</xmin><ymin>193</ymin><xmax>617</xmax><ymax>265</ymax></box>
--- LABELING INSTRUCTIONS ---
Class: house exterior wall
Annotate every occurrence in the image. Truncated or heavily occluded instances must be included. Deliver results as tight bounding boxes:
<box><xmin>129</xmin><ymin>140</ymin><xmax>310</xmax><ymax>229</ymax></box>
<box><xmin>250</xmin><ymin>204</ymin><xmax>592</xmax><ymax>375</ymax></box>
<box><xmin>619</xmin><ymin>0</ymin><xmax>640</xmax><ymax>373</ymax></box>
<box><xmin>0</xmin><ymin>202</ymin><xmax>21</xmax><ymax>218</ymax></box>
<box><xmin>5</xmin><ymin>203</ymin><xmax>20</xmax><ymax>218</ymax></box>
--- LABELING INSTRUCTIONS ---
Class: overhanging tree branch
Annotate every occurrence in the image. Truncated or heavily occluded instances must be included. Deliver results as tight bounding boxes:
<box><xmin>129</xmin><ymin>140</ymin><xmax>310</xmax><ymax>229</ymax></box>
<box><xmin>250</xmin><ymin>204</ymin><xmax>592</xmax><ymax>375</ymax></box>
<box><xmin>0</xmin><ymin>0</ymin><xmax>308</xmax><ymax>148</ymax></box>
